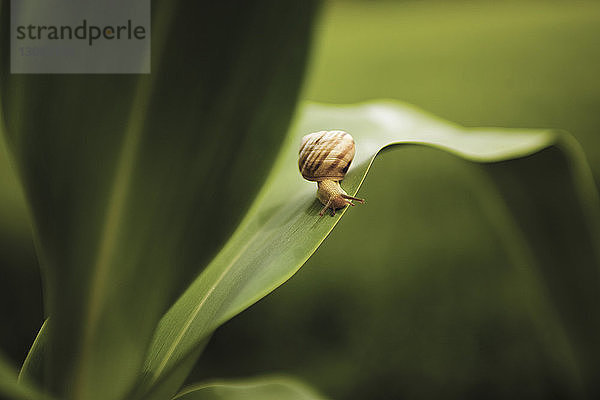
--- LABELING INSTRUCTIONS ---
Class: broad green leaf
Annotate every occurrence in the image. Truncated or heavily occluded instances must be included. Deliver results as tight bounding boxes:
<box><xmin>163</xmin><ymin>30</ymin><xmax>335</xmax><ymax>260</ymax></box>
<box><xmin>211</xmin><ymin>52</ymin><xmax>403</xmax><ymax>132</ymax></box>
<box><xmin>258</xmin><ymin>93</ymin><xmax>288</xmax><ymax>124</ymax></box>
<box><xmin>193</xmin><ymin>143</ymin><xmax>598</xmax><ymax>398</ymax></box>
<box><xmin>173</xmin><ymin>376</ymin><xmax>328</xmax><ymax>400</ymax></box>
<box><xmin>0</xmin><ymin>1</ymin><xmax>318</xmax><ymax>399</ymax></box>
<box><xmin>0</xmin><ymin>67</ymin><xmax>42</xmax><ymax>374</ymax></box>
<box><xmin>0</xmin><ymin>100</ymin><xmax>28</xmax><ymax>240</ymax></box>
<box><xmin>132</xmin><ymin>340</ymin><xmax>207</xmax><ymax>400</ymax></box>
<box><xmin>138</xmin><ymin>100</ymin><xmax>599</xmax><ymax>395</ymax></box>
<box><xmin>0</xmin><ymin>353</ymin><xmax>52</xmax><ymax>400</ymax></box>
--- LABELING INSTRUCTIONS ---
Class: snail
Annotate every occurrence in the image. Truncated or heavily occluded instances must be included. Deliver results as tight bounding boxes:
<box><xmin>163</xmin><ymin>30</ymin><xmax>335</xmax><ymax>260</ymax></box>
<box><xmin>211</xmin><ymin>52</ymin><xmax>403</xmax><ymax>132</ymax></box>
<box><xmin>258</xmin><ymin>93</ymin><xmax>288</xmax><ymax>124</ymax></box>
<box><xmin>299</xmin><ymin>130</ymin><xmax>365</xmax><ymax>216</ymax></box>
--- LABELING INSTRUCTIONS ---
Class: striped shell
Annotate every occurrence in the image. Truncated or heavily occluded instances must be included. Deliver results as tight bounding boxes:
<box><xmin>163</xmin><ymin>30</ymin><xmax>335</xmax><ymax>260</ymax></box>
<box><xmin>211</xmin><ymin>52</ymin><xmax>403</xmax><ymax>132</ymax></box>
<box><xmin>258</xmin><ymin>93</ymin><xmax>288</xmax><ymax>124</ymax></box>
<box><xmin>298</xmin><ymin>130</ymin><xmax>355</xmax><ymax>182</ymax></box>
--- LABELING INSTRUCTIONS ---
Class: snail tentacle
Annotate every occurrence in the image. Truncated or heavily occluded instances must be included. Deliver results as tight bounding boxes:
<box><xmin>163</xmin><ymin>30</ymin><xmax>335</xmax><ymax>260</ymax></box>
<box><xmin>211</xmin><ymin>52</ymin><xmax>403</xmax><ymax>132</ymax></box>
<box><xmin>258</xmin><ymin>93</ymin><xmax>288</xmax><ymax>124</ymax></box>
<box><xmin>341</xmin><ymin>194</ymin><xmax>365</xmax><ymax>204</ymax></box>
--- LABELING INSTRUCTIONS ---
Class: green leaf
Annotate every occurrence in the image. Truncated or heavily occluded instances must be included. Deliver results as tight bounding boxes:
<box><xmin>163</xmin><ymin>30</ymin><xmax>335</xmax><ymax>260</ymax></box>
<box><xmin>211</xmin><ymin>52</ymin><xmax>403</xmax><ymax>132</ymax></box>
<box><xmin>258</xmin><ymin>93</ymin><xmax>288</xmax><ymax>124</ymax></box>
<box><xmin>0</xmin><ymin>353</ymin><xmax>52</xmax><ymax>400</ymax></box>
<box><xmin>0</xmin><ymin>1</ymin><xmax>318</xmax><ymax>399</ymax></box>
<box><xmin>18</xmin><ymin>320</ymin><xmax>47</xmax><ymax>386</ymax></box>
<box><xmin>193</xmin><ymin>142</ymin><xmax>599</xmax><ymax>398</ymax></box>
<box><xmin>138</xmin><ymin>100</ymin><xmax>599</xmax><ymax>395</ymax></box>
<box><xmin>133</xmin><ymin>340</ymin><xmax>208</xmax><ymax>400</ymax></box>
<box><xmin>0</xmin><ymin>102</ymin><xmax>29</xmax><ymax>240</ymax></box>
<box><xmin>173</xmin><ymin>376</ymin><xmax>328</xmax><ymax>400</ymax></box>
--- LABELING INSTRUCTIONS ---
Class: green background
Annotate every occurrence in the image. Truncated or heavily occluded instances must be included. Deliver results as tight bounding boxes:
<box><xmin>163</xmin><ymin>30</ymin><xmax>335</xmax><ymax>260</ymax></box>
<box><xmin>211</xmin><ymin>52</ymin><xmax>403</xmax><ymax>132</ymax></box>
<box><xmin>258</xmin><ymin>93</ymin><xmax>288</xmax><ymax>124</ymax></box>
<box><xmin>190</xmin><ymin>1</ymin><xmax>600</xmax><ymax>399</ymax></box>
<box><xmin>2</xmin><ymin>0</ymin><xmax>600</xmax><ymax>399</ymax></box>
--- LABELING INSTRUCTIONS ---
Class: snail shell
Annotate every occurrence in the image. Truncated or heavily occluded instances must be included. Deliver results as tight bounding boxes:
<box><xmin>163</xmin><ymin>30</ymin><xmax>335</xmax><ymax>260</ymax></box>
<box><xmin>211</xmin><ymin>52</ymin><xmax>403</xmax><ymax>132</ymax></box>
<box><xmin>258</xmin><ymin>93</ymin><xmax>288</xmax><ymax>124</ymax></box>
<box><xmin>298</xmin><ymin>130</ymin><xmax>355</xmax><ymax>181</ymax></box>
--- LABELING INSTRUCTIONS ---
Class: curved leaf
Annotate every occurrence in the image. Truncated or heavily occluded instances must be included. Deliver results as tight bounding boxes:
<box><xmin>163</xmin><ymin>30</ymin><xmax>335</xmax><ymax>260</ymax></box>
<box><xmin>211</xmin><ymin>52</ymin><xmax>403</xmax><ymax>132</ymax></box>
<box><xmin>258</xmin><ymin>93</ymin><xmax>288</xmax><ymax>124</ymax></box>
<box><xmin>193</xmin><ymin>142</ymin><xmax>599</xmax><ymax>398</ymax></box>
<box><xmin>173</xmin><ymin>376</ymin><xmax>328</xmax><ymax>400</ymax></box>
<box><xmin>18</xmin><ymin>320</ymin><xmax>47</xmax><ymax>386</ymax></box>
<box><xmin>0</xmin><ymin>353</ymin><xmax>52</xmax><ymax>400</ymax></box>
<box><xmin>0</xmin><ymin>1</ymin><xmax>318</xmax><ymax>399</ymax></box>
<box><xmin>138</xmin><ymin>100</ymin><xmax>599</xmax><ymax>395</ymax></box>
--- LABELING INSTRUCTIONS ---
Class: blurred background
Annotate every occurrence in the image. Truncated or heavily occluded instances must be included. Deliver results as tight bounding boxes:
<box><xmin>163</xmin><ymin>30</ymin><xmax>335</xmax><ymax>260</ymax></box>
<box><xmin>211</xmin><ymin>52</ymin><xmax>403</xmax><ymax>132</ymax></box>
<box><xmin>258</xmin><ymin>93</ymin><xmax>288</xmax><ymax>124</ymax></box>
<box><xmin>191</xmin><ymin>1</ymin><xmax>600</xmax><ymax>399</ymax></box>
<box><xmin>2</xmin><ymin>0</ymin><xmax>600</xmax><ymax>399</ymax></box>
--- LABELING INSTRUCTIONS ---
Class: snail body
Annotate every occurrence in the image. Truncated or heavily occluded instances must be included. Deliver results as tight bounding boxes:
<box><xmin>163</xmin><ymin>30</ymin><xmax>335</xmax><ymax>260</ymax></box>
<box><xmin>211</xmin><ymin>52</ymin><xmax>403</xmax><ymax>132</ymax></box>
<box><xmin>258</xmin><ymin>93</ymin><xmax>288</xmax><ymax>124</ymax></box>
<box><xmin>299</xmin><ymin>130</ymin><xmax>365</xmax><ymax>216</ymax></box>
